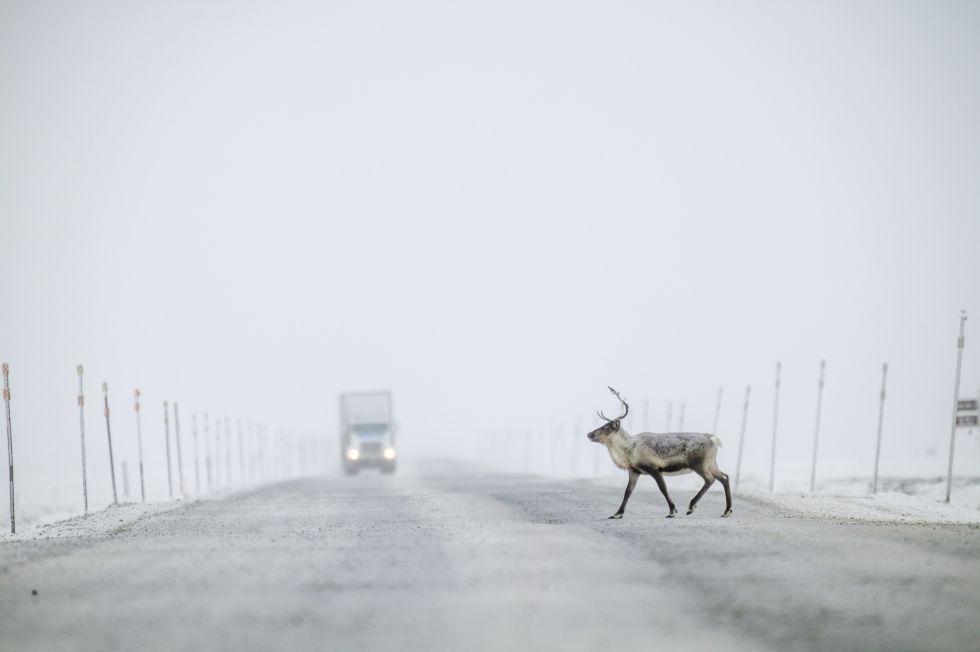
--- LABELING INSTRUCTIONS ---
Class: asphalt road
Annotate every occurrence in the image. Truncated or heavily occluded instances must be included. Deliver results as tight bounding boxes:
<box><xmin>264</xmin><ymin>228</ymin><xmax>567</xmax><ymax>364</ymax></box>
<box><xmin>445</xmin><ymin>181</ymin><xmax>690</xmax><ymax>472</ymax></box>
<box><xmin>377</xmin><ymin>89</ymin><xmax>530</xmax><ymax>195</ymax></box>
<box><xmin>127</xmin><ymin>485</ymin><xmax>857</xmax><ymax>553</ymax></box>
<box><xmin>1</xmin><ymin>462</ymin><xmax>978</xmax><ymax>651</ymax></box>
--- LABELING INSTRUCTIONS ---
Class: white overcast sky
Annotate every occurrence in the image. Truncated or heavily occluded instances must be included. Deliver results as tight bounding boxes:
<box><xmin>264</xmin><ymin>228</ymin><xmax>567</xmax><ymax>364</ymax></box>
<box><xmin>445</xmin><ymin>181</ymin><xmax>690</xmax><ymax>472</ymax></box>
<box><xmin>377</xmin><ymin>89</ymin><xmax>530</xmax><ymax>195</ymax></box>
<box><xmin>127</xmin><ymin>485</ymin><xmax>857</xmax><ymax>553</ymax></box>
<box><xmin>1</xmin><ymin>1</ymin><xmax>979</xmax><ymax>509</ymax></box>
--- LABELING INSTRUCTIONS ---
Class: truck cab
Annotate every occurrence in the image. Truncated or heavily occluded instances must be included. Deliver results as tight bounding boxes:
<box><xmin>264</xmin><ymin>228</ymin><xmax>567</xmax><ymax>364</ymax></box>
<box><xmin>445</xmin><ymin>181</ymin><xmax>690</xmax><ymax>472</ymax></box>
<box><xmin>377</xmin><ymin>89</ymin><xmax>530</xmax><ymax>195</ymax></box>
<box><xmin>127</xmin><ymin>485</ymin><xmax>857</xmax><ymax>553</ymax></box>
<box><xmin>340</xmin><ymin>392</ymin><xmax>396</xmax><ymax>474</ymax></box>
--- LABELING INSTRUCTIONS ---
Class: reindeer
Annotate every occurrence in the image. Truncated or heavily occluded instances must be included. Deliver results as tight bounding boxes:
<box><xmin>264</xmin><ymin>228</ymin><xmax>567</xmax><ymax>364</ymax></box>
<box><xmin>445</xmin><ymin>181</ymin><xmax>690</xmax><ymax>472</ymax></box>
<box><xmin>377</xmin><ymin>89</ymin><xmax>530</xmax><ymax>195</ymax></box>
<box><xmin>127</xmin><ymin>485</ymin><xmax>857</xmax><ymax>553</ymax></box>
<box><xmin>587</xmin><ymin>387</ymin><xmax>732</xmax><ymax>519</ymax></box>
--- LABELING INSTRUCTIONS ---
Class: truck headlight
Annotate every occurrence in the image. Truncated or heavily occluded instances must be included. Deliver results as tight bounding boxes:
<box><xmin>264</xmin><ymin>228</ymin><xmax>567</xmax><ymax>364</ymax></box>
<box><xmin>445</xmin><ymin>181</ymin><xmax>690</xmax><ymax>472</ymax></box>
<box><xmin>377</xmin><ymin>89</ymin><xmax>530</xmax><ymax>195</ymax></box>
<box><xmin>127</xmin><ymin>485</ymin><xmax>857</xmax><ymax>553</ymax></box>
<box><xmin>347</xmin><ymin>449</ymin><xmax>360</xmax><ymax>461</ymax></box>
<box><xmin>383</xmin><ymin>447</ymin><xmax>396</xmax><ymax>460</ymax></box>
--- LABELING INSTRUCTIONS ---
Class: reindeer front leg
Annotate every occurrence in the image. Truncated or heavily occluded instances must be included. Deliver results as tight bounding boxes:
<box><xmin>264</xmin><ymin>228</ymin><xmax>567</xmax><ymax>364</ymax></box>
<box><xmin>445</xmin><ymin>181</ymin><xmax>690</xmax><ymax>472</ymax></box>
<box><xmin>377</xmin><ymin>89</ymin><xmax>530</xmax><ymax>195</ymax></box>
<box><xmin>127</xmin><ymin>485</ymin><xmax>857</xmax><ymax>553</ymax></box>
<box><xmin>609</xmin><ymin>469</ymin><xmax>639</xmax><ymax>519</ymax></box>
<box><xmin>644</xmin><ymin>467</ymin><xmax>678</xmax><ymax>518</ymax></box>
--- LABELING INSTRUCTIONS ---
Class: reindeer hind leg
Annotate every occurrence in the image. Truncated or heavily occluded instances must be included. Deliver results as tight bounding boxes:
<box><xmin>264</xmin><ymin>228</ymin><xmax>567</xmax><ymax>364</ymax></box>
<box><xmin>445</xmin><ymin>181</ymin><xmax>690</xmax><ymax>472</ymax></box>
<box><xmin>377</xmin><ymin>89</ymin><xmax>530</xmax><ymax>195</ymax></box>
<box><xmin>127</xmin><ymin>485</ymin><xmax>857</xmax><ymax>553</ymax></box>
<box><xmin>687</xmin><ymin>470</ymin><xmax>715</xmax><ymax>515</ymax></box>
<box><xmin>715</xmin><ymin>469</ymin><xmax>733</xmax><ymax>517</ymax></box>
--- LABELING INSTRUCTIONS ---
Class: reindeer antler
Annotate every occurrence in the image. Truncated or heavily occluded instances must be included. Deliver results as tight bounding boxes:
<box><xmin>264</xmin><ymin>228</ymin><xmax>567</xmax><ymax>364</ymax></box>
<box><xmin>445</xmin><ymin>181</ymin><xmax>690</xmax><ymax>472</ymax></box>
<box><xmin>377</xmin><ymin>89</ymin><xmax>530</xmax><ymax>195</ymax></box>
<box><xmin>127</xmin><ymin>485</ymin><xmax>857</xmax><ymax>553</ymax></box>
<box><xmin>598</xmin><ymin>386</ymin><xmax>629</xmax><ymax>421</ymax></box>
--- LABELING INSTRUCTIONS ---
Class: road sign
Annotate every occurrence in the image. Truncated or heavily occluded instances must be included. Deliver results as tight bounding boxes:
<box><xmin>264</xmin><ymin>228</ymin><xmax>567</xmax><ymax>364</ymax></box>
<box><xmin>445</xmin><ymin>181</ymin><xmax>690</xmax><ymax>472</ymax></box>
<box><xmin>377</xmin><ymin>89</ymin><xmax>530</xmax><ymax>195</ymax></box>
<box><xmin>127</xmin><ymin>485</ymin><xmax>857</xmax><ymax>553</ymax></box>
<box><xmin>957</xmin><ymin>399</ymin><xmax>978</xmax><ymax>412</ymax></box>
<box><xmin>956</xmin><ymin>415</ymin><xmax>978</xmax><ymax>427</ymax></box>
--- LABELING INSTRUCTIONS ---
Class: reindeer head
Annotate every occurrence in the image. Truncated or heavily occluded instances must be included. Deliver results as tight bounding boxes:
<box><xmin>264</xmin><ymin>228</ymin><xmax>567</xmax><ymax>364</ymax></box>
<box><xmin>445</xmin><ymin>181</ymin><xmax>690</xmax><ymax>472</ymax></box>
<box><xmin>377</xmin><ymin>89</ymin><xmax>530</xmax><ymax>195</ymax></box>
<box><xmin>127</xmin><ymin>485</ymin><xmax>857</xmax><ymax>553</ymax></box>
<box><xmin>587</xmin><ymin>386</ymin><xmax>629</xmax><ymax>444</ymax></box>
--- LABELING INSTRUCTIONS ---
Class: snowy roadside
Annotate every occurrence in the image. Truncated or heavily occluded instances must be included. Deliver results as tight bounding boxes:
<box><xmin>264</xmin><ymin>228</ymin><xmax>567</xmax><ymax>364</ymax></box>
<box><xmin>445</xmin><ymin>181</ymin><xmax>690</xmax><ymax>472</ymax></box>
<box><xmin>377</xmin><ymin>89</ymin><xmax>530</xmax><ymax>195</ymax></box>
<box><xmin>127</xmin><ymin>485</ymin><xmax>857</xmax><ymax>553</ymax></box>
<box><xmin>1</xmin><ymin>500</ymin><xmax>190</xmax><ymax>542</ymax></box>
<box><xmin>0</xmin><ymin>485</ymin><xmax>258</xmax><ymax>542</ymax></box>
<box><xmin>739</xmin><ymin>477</ymin><xmax>980</xmax><ymax>525</ymax></box>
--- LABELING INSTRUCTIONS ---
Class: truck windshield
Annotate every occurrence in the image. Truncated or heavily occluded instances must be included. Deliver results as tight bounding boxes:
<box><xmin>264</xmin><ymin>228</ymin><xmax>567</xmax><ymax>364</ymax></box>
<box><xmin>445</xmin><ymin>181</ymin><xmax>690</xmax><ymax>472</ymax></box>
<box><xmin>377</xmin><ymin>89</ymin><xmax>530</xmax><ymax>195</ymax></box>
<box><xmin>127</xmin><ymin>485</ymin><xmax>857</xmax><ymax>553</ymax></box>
<box><xmin>353</xmin><ymin>425</ymin><xmax>387</xmax><ymax>438</ymax></box>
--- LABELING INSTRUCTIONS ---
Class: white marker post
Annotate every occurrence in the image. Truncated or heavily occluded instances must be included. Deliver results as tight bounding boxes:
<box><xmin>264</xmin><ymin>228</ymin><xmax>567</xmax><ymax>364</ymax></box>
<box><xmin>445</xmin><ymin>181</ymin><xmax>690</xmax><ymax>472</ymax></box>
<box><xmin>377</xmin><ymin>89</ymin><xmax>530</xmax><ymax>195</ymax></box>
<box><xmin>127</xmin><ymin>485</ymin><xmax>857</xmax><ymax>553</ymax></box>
<box><xmin>204</xmin><ymin>413</ymin><xmax>213</xmax><ymax>491</ymax></box>
<box><xmin>769</xmin><ymin>363</ymin><xmax>781</xmax><ymax>492</ymax></box>
<box><xmin>225</xmin><ymin>416</ymin><xmax>232</xmax><ymax>485</ymax></box>
<box><xmin>163</xmin><ymin>401</ymin><xmax>173</xmax><ymax>499</ymax></box>
<box><xmin>712</xmin><ymin>387</ymin><xmax>723</xmax><ymax>435</ymax></box>
<box><xmin>810</xmin><ymin>360</ymin><xmax>826</xmax><ymax>493</ymax></box>
<box><xmin>248</xmin><ymin>418</ymin><xmax>255</xmax><ymax>482</ymax></box>
<box><xmin>122</xmin><ymin>461</ymin><xmax>129</xmax><ymax>499</ymax></box>
<box><xmin>734</xmin><ymin>386</ymin><xmax>750</xmax><ymax>489</ymax></box>
<box><xmin>103</xmin><ymin>382</ymin><xmax>119</xmax><ymax>505</ymax></box>
<box><xmin>76</xmin><ymin>365</ymin><xmax>89</xmax><ymax>512</ymax></box>
<box><xmin>134</xmin><ymin>389</ymin><xmax>145</xmax><ymax>502</ymax></box>
<box><xmin>192</xmin><ymin>413</ymin><xmax>201</xmax><ymax>493</ymax></box>
<box><xmin>173</xmin><ymin>402</ymin><xmax>184</xmax><ymax>496</ymax></box>
<box><xmin>946</xmin><ymin>311</ymin><xmax>968</xmax><ymax>503</ymax></box>
<box><xmin>238</xmin><ymin>418</ymin><xmax>245</xmax><ymax>483</ymax></box>
<box><xmin>3</xmin><ymin>363</ymin><xmax>15</xmax><ymax>534</ymax></box>
<box><xmin>872</xmin><ymin>363</ymin><xmax>888</xmax><ymax>495</ymax></box>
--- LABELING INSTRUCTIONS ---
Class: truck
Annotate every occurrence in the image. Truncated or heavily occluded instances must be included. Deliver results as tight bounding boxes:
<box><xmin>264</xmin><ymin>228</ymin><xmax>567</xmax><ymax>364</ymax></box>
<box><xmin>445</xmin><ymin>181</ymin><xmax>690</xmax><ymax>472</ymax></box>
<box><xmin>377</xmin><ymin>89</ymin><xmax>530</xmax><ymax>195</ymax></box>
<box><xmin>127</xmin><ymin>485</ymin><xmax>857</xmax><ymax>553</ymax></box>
<box><xmin>339</xmin><ymin>391</ymin><xmax>396</xmax><ymax>474</ymax></box>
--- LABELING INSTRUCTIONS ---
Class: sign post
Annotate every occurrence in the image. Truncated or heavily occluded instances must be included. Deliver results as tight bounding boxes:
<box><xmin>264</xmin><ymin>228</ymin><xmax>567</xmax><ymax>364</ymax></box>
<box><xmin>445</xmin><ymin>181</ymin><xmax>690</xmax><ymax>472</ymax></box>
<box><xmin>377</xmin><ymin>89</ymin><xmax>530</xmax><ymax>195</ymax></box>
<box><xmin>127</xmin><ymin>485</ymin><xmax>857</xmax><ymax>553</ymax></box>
<box><xmin>76</xmin><ymin>365</ymin><xmax>89</xmax><ymax>512</ymax></box>
<box><xmin>810</xmin><ymin>360</ymin><xmax>826</xmax><ymax>493</ymax></box>
<box><xmin>734</xmin><ymin>385</ymin><xmax>750</xmax><ymax>489</ymax></box>
<box><xmin>3</xmin><ymin>363</ymin><xmax>14</xmax><ymax>533</ymax></box>
<box><xmin>947</xmin><ymin>311</ymin><xmax>969</xmax><ymax>502</ymax></box>
<box><xmin>872</xmin><ymin>363</ymin><xmax>888</xmax><ymax>495</ymax></box>
<box><xmin>103</xmin><ymin>383</ymin><xmax>118</xmax><ymax>505</ymax></box>
<box><xmin>134</xmin><ymin>389</ymin><xmax>145</xmax><ymax>502</ymax></box>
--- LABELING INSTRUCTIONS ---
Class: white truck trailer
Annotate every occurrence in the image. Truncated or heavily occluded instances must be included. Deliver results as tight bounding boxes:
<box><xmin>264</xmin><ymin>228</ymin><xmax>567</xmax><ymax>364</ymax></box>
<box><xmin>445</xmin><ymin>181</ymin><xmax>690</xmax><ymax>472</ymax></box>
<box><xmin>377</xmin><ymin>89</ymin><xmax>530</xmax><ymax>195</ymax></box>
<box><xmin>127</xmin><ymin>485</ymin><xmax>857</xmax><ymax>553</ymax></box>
<box><xmin>339</xmin><ymin>391</ymin><xmax>396</xmax><ymax>474</ymax></box>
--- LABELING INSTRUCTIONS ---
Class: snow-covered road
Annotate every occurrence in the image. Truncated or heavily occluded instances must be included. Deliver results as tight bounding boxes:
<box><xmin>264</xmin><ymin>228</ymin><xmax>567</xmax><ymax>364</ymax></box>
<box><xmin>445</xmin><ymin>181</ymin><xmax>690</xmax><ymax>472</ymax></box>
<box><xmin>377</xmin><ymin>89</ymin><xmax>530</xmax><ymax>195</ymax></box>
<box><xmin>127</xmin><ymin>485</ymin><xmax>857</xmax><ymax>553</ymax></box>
<box><xmin>2</xmin><ymin>462</ymin><xmax>978</xmax><ymax>651</ymax></box>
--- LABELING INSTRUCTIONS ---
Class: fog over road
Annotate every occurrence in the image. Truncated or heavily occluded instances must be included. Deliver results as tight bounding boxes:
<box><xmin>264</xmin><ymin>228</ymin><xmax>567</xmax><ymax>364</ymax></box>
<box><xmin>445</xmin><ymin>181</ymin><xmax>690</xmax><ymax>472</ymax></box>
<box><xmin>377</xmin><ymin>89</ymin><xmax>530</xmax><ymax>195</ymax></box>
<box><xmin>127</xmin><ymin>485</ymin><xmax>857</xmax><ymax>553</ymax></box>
<box><xmin>1</xmin><ymin>462</ymin><xmax>978</xmax><ymax>652</ymax></box>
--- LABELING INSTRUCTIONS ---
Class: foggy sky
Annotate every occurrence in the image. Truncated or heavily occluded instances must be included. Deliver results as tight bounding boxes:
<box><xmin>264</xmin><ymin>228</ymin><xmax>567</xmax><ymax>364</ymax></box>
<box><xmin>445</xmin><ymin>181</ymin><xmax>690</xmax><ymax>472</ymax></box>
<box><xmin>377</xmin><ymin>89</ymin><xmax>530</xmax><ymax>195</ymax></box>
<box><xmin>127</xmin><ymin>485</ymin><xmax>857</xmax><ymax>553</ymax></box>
<box><xmin>2</xmin><ymin>1</ymin><xmax>979</xmax><ymax>514</ymax></box>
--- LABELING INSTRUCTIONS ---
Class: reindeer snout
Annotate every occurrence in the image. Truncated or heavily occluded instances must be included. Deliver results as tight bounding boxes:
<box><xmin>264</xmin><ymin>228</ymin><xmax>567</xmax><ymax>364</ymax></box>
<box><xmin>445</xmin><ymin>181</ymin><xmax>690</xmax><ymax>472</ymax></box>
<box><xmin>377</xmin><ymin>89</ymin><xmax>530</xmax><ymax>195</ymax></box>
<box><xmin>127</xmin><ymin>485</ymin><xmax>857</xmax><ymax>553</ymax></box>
<box><xmin>587</xmin><ymin>432</ymin><xmax>596</xmax><ymax>441</ymax></box>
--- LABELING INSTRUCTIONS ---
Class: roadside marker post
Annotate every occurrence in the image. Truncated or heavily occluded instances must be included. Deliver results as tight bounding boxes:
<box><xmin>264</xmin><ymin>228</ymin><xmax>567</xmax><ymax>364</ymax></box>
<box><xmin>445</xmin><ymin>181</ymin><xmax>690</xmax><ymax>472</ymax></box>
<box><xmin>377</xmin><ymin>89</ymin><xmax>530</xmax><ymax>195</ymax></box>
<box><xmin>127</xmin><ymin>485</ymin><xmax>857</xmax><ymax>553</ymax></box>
<box><xmin>734</xmin><ymin>385</ymin><xmax>750</xmax><ymax>489</ymax></box>
<box><xmin>225</xmin><ymin>416</ymin><xmax>232</xmax><ymax>486</ymax></box>
<box><xmin>163</xmin><ymin>401</ymin><xmax>173</xmax><ymax>498</ymax></box>
<box><xmin>946</xmin><ymin>311</ymin><xmax>969</xmax><ymax>503</ymax></box>
<box><xmin>76</xmin><ymin>365</ymin><xmax>89</xmax><ymax>512</ymax></box>
<box><xmin>122</xmin><ymin>461</ymin><xmax>129</xmax><ymax>498</ymax></box>
<box><xmin>174</xmin><ymin>402</ymin><xmax>185</xmax><ymax>496</ymax></box>
<box><xmin>192</xmin><ymin>413</ymin><xmax>201</xmax><ymax>493</ymax></box>
<box><xmin>103</xmin><ymin>382</ymin><xmax>118</xmax><ymax>505</ymax></box>
<box><xmin>3</xmin><ymin>363</ymin><xmax>15</xmax><ymax>533</ymax></box>
<box><xmin>238</xmin><ymin>418</ymin><xmax>245</xmax><ymax>483</ymax></box>
<box><xmin>204</xmin><ymin>413</ymin><xmax>213</xmax><ymax>491</ymax></box>
<box><xmin>872</xmin><ymin>363</ymin><xmax>889</xmax><ymax>494</ymax></box>
<box><xmin>769</xmin><ymin>363</ymin><xmax>781</xmax><ymax>492</ymax></box>
<box><xmin>810</xmin><ymin>360</ymin><xmax>826</xmax><ymax>493</ymax></box>
<box><xmin>134</xmin><ymin>389</ymin><xmax>145</xmax><ymax>502</ymax></box>
<box><xmin>712</xmin><ymin>388</ymin><xmax>723</xmax><ymax>435</ymax></box>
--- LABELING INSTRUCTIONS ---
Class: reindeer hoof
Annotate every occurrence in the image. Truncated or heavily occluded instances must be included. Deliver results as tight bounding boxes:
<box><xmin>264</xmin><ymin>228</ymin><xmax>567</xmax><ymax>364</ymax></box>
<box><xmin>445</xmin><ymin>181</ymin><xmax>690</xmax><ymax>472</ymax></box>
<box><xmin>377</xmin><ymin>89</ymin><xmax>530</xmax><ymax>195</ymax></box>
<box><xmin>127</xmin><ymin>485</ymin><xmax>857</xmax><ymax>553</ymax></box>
<box><xmin>721</xmin><ymin>510</ymin><xmax>732</xmax><ymax>518</ymax></box>
<box><xmin>686</xmin><ymin>506</ymin><xmax>697</xmax><ymax>515</ymax></box>
<box><xmin>608</xmin><ymin>514</ymin><xmax>623</xmax><ymax>520</ymax></box>
<box><xmin>666</xmin><ymin>512</ymin><xmax>677</xmax><ymax>519</ymax></box>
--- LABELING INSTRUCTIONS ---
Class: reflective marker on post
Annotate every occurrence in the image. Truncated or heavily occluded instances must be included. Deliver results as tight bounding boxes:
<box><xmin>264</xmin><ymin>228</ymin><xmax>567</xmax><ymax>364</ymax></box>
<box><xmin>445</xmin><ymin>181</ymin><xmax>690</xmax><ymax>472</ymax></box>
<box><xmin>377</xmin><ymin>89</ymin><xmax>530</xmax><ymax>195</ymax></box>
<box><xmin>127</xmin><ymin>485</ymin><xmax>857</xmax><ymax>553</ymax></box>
<box><xmin>103</xmin><ymin>382</ymin><xmax>119</xmax><ymax>505</ymax></box>
<box><xmin>3</xmin><ymin>363</ymin><xmax>15</xmax><ymax>534</ymax></box>
<box><xmin>134</xmin><ymin>389</ymin><xmax>146</xmax><ymax>502</ymax></box>
<box><xmin>77</xmin><ymin>365</ymin><xmax>89</xmax><ymax>513</ymax></box>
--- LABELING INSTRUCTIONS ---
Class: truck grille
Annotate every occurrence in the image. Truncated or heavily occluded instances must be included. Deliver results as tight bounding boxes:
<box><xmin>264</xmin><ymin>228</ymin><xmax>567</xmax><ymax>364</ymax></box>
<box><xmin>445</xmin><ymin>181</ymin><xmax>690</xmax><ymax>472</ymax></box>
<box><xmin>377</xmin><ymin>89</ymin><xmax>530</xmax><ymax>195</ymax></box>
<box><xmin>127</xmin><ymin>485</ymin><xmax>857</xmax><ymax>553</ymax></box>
<box><xmin>360</xmin><ymin>442</ymin><xmax>383</xmax><ymax>457</ymax></box>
